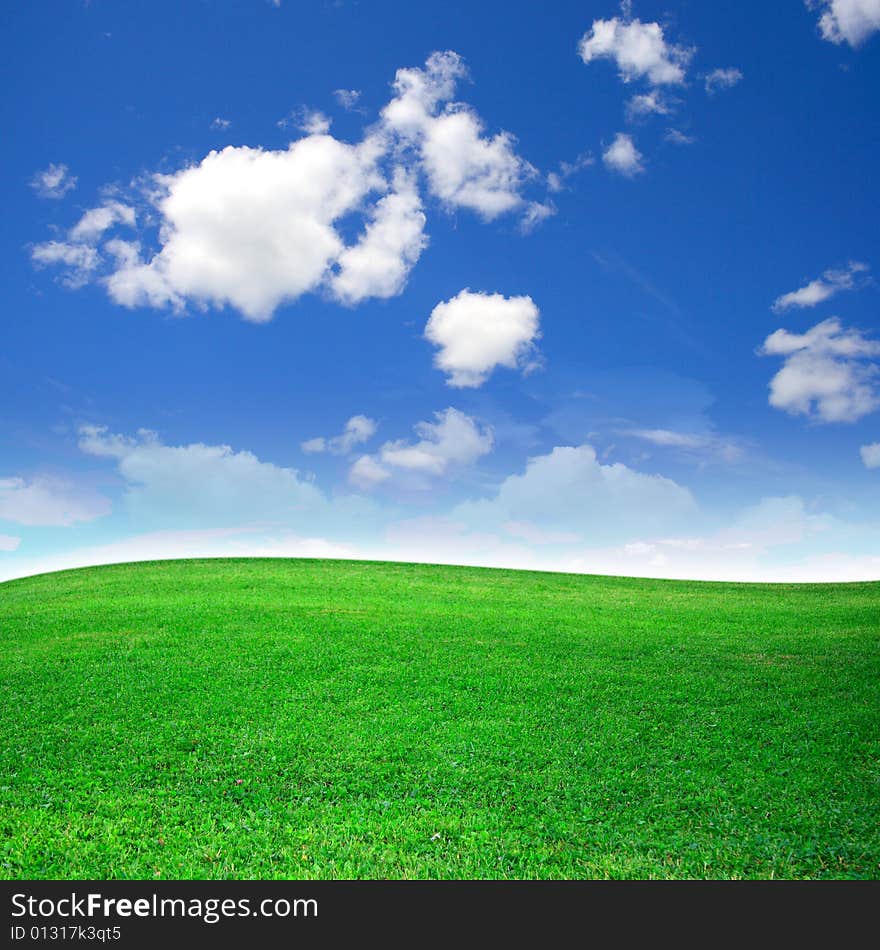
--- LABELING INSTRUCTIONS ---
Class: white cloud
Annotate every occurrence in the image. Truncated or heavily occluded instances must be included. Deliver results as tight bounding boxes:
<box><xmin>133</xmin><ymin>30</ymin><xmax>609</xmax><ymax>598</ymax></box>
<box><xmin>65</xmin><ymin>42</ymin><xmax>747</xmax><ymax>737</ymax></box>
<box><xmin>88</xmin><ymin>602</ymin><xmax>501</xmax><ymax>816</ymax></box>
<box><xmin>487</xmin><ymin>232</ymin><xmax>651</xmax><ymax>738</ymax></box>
<box><xmin>665</xmin><ymin>128</ymin><xmax>695</xmax><ymax>145</ymax></box>
<box><xmin>381</xmin><ymin>51</ymin><xmax>537</xmax><ymax>220</ymax></box>
<box><xmin>771</xmin><ymin>261</ymin><xmax>868</xmax><ymax>312</ymax></box>
<box><xmin>0</xmin><ymin>475</ymin><xmax>111</xmax><ymax>527</ymax></box>
<box><xmin>33</xmin><ymin>53</ymin><xmax>546</xmax><ymax>321</ymax></box>
<box><xmin>809</xmin><ymin>0</ymin><xmax>880</xmax><ymax>46</ymax></box>
<box><xmin>519</xmin><ymin>201</ymin><xmax>556</xmax><ymax>234</ymax></box>
<box><xmin>419</xmin><ymin>110</ymin><xmax>533</xmax><ymax>218</ymax></box>
<box><xmin>78</xmin><ymin>424</ymin><xmax>325</xmax><ymax>524</ymax></box>
<box><xmin>334</xmin><ymin>88</ymin><xmax>361</xmax><ymax>109</ymax></box>
<box><xmin>630</xmin><ymin>430</ymin><xmax>707</xmax><ymax>448</ymax></box>
<box><xmin>625</xmin><ymin>91</ymin><xmax>671</xmax><ymax>119</ymax></box>
<box><xmin>603</xmin><ymin>132</ymin><xmax>645</xmax><ymax>176</ymax></box>
<box><xmin>30</xmin><ymin>163</ymin><xmax>76</xmax><ymax>199</ymax></box>
<box><xmin>453</xmin><ymin>444</ymin><xmax>696</xmax><ymax>543</ymax></box>
<box><xmin>704</xmin><ymin>67</ymin><xmax>743</xmax><ymax>94</ymax></box>
<box><xmin>0</xmin><ymin>535</ymin><xmax>21</xmax><ymax>552</ymax></box>
<box><xmin>31</xmin><ymin>201</ymin><xmax>137</xmax><ymax>289</ymax></box>
<box><xmin>30</xmin><ymin>241</ymin><xmax>100</xmax><ymax>288</ymax></box>
<box><xmin>302</xmin><ymin>415</ymin><xmax>377</xmax><ymax>455</ymax></box>
<box><xmin>546</xmin><ymin>152</ymin><xmax>594</xmax><ymax>192</ymax></box>
<box><xmin>625</xmin><ymin>428</ymin><xmax>744</xmax><ymax>462</ymax></box>
<box><xmin>69</xmin><ymin>201</ymin><xmax>136</xmax><ymax>242</ymax></box>
<box><xmin>860</xmin><ymin>442</ymin><xmax>880</xmax><ymax>468</ymax></box>
<box><xmin>424</xmin><ymin>290</ymin><xmax>541</xmax><ymax>388</ymax></box>
<box><xmin>329</xmin><ymin>167</ymin><xmax>428</xmax><ymax>304</ymax></box>
<box><xmin>380</xmin><ymin>408</ymin><xmax>493</xmax><ymax>474</ymax></box>
<box><xmin>102</xmin><ymin>239</ymin><xmax>184</xmax><ymax>310</ymax></box>
<box><xmin>348</xmin><ymin>454</ymin><xmax>392</xmax><ymax>489</ymax></box>
<box><xmin>211</xmin><ymin>117</ymin><xmax>231</xmax><ymax>130</ymax></box>
<box><xmin>278</xmin><ymin>107</ymin><xmax>332</xmax><ymax>135</ymax></box>
<box><xmin>759</xmin><ymin>317</ymin><xmax>880</xmax><ymax>422</ymax></box>
<box><xmin>102</xmin><ymin>135</ymin><xmax>390</xmax><ymax>321</ymax></box>
<box><xmin>578</xmin><ymin>17</ymin><xmax>692</xmax><ymax>86</ymax></box>
<box><xmin>352</xmin><ymin>408</ymin><xmax>493</xmax><ymax>488</ymax></box>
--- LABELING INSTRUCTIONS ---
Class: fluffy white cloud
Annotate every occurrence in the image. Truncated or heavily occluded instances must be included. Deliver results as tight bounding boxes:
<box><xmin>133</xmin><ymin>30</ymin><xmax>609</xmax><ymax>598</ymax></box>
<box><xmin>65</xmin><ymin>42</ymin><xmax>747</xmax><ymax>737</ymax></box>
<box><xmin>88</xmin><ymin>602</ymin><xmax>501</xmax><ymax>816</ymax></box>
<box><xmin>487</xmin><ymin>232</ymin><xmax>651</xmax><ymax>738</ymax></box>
<box><xmin>0</xmin><ymin>534</ymin><xmax>21</xmax><ymax>552</ymax></box>
<box><xmin>329</xmin><ymin>167</ymin><xmax>428</xmax><ymax>304</ymax></box>
<box><xmin>424</xmin><ymin>290</ymin><xmax>541</xmax><ymax>388</ymax></box>
<box><xmin>603</xmin><ymin>133</ymin><xmax>644</xmax><ymax>176</ymax></box>
<box><xmin>102</xmin><ymin>239</ymin><xmax>184</xmax><ymax>310</ymax></box>
<box><xmin>348</xmin><ymin>454</ymin><xmax>392</xmax><ymax>489</ymax></box>
<box><xmin>625</xmin><ymin>91</ymin><xmax>671</xmax><ymax>119</ymax></box>
<box><xmin>211</xmin><ymin>117</ymin><xmax>231</xmax><ymax>130</ymax></box>
<box><xmin>704</xmin><ymin>67</ymin><xmax>743</xmax><ymax>94</ymax></box>
<box><xmin>302</xmin><ymin>415</ymin><xmax>377</xmax><ymax>455</ymax></box>
<box><xmin>759</xmin><ymin>318</ymin><xmax>880</xmax><ymax>422</ymax></box>
<box><xmin>78</xmin><ymin>424</ymin><xmax>325</xmax><ymax>524</ymax></box>
<box><xmin>453</xmin><ymin>444</ymin><xmax>696</xmax><ymax>543</ymax></box>
<box><xmin>772</xmin><ymin>261</ymin><xmax>868</xmax><ymax>311</ymax></box>
<box><xmin>32</xmin><ymin>54</ymin><xmax>543</xmax><ymax>320</ymax></box>
<box><xmin>30</xmin><ymin>163</ymin><xmax>76</xmax><ymax>199</ymax></box>
<box><xmin>860</xmin><ymin>442</ymin><xmax>880</xmax><ymax>468</ymax></box>
<box><xmin>0</xmin><ymin>476</ymin><xmax>110</xmax><ymax>526</ymax></box>
<box><xmin>381</xmin><ymin>51</ymin><xmax>537</xmax><ymax>221</ymax></box>
<box><xmin>578</xmin><ymin>17</ymin><xmax>692</xmax><ymax>85</ymax></box>
<box><xmin>33</xmin><ymin>53</ymin><xmax>546</xmax><ymax>321</ymax></box>
<box><xmin>351</xmin><ymin>408</ymin><xmax>493</xmax><ymax>488</ymax></box>
<box><xmin>809</xmin><ymin>0</ymin><xmax>880</xmax><ymax>46</ymax></box>
<box><xmin>380</xmin><ymin>408</ymin><xmax>493</xmax><ymax>474</ymax></box>
<box><xmin>102</xmin><ymin>135</ymin><xmax>399</xmax><ymax>321</ymax></box>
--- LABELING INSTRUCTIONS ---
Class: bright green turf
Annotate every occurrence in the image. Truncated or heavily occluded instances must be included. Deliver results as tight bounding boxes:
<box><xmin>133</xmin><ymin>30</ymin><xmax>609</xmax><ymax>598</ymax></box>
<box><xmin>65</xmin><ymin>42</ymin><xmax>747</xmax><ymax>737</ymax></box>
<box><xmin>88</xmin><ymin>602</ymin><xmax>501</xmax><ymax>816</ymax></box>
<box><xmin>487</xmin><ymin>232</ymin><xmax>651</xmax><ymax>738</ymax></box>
<box><xmin>1</xmin><ymin>558</ymin><xmax>878</xmax><ymax>879</ymax></box>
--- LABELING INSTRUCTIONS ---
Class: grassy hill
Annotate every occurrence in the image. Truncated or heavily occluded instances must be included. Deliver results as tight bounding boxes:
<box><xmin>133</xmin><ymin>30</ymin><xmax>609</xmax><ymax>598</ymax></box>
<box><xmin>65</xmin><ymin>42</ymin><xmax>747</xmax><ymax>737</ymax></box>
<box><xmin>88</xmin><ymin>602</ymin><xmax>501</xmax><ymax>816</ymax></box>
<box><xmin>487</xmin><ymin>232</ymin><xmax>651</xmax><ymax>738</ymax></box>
<box><xmin>1</xmin><ymin>558</ymin><xmax>878</xmax><ymax>879</ymax></box>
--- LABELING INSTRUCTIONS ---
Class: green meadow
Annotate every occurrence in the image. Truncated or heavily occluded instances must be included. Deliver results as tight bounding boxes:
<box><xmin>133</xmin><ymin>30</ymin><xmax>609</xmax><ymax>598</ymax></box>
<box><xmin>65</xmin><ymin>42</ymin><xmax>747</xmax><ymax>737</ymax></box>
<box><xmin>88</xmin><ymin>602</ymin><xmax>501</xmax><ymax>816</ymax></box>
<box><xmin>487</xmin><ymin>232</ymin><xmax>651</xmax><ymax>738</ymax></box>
<box><xmin>1</xmin><ymin>558</ymin><xmax>878</xmax><ymax>879</ymax></box>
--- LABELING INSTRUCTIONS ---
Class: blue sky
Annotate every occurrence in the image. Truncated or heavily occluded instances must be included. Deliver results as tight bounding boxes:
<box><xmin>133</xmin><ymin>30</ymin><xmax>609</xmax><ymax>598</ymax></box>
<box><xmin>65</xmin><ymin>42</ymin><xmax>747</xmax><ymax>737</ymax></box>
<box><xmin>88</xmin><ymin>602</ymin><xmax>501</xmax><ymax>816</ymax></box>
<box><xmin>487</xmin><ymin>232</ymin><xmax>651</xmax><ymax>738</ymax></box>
<box><xmin>3</xmin><ymin>0</ymin><xmax>879</xmax><ymax>581</ymax></box>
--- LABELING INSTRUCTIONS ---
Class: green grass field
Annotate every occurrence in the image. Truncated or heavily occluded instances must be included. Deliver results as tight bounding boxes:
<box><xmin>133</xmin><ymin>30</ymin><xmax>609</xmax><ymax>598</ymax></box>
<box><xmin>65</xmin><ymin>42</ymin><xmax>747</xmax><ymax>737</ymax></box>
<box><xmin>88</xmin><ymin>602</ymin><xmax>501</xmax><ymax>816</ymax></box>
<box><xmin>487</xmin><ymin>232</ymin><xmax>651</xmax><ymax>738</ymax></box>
<box><xmin>1</xmin><ymin>558</ymin><xmax>878</xmax><ymax>879</ymax></box>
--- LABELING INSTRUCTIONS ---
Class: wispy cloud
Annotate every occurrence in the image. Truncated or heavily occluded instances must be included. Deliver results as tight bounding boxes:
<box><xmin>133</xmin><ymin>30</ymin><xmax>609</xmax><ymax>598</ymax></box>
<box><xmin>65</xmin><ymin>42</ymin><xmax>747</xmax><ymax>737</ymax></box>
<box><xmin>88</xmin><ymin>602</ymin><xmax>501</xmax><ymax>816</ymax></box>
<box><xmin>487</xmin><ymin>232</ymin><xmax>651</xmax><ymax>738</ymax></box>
<box><xmin>664</xmin><ymin>128</ymin><xmax>695</xmax><ymax>145</ymax></box>
<box><xmin>302</xmin><ymin>415</ymin><xmax>377</xmax><ymax>455</ymax></box>
<box><xmin>772</xmin><ymin>261</ymin><xmax>869</xmax><ymax>311</ymax></box>
<box><xmin>334</xmin><ymin>88</ymin><xmax>361</xmax><ymax>109</ymax></box>
<box><xmin>30</xmin><ymin>163</ymin><xmax>77</xmax><ymax>199</ymax></box>
<box><xmin>624</xmin><ymin>428</ymin><xmax>745</xmax><ymax>463</ymax></box>
<box><xmin>704</xmin><ymin>67</ymin><xmax>743</xmax><ymax>94</ymax></box>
